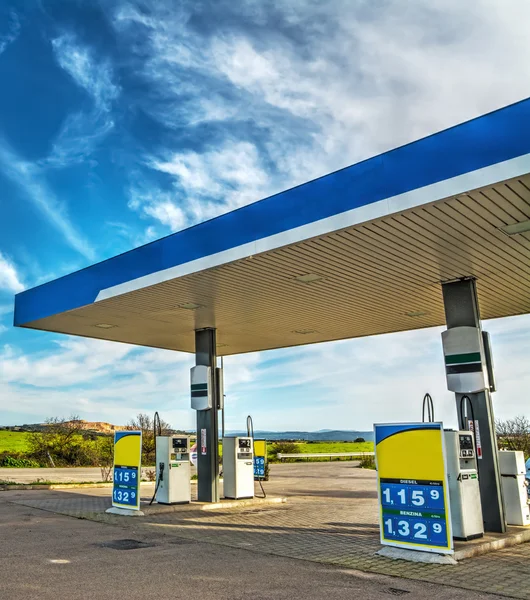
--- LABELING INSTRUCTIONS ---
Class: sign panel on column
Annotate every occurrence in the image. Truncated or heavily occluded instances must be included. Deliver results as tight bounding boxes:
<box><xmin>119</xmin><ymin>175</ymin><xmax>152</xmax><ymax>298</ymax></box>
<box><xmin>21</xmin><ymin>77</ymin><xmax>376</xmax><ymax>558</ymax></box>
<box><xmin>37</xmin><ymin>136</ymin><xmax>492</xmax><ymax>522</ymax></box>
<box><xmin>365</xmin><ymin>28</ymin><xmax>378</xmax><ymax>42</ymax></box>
<box><xmin>112</xmin><ymin>430</ymin><xmax>142</xmax><ymax>511</ymax></box>
<box><xmin>374</xmin><ymin>422</ymin><xmax>453</xmax><ymax>554</ymax></box>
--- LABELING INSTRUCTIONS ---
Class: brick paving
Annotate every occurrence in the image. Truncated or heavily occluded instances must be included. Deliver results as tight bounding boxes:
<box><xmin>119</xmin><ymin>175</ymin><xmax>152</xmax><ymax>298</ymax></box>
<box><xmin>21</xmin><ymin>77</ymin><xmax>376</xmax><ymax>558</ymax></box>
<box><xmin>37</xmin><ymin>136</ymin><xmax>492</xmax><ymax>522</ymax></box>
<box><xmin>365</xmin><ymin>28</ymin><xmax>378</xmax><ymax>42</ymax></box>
<box><xmin>3</xmin><ymin>462</ymin><xmax>530</xmax><ymax>599</ymax></box>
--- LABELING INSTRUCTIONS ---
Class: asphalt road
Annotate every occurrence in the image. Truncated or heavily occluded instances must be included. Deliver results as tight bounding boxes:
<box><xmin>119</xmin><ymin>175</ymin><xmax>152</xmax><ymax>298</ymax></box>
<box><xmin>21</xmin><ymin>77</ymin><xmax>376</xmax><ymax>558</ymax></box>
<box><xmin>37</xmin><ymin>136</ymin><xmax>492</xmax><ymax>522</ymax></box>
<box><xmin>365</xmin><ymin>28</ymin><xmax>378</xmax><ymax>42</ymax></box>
<box><xmin>0</xmin><ymin>497</ymin><xmax>503</xmax><ymax>600</ymax></box>
<box><xmin>0</xmin><ymin>467</ymin><xmax>157</xmax><ymax>483</ymax></box>
<box><xmin>0</xmin><ymin>467</ymin><xmax>103</xmax><ymax>483</ymax></box>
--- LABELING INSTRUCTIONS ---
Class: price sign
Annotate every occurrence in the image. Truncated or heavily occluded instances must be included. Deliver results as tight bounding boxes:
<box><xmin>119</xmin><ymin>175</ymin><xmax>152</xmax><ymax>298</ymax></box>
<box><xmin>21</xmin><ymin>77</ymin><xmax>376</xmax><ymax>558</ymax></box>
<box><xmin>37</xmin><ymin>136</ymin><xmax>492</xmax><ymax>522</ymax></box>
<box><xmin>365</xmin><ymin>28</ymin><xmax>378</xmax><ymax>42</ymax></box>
<box><xmin>254</xmin><ymin>456</ymin><xmax>266</xmax><ymax>478</ymax></box>
<box><xmin>113</xmin><ymin>466</ymin><xmax>138</xmax><ymax>485</ymax></box>
<box><xmin>112</xmin><ymin>431</ymin><xmax>142</xmax><ymax>511</ymax></box>
<box><xmin>374</xmin><ymin>423</ymin><xmax>453</xmax><ymax>554</ymax></box>
<box><xmin>253</xmin><ymin>439</ymin><xmax>267</xmax><ymax>480</ymax></box>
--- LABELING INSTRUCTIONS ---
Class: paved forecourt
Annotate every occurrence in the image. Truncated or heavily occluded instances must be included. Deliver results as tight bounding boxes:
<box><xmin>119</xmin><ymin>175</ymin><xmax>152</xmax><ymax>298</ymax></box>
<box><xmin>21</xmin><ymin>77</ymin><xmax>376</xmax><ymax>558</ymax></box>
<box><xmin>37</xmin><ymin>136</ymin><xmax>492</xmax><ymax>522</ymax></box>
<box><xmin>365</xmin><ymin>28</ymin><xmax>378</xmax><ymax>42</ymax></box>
<box><xmin>0</xmin><ymin>489</ymin><xmax>500</xmax><ymax>600</ymax></box>
<box><xmin>3</xmin><ymin>462</ymin><xmax>530</xmax><ymax>599</ymax></box>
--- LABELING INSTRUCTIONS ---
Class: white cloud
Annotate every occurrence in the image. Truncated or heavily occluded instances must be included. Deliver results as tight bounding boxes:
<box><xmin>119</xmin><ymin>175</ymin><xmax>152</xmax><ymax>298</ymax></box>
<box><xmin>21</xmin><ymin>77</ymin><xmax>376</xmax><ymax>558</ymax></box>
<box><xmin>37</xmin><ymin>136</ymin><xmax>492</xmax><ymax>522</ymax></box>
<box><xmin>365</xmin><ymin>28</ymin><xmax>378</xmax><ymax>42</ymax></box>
<box><xmin>143</xmin><ymin>201</ymin><xmax>186</xmax><ymax>231</ymax></box>
<box><xmin>0</xmin><ymin>305</ymin><xmax>11</xmax><ymax>316</ymax></box>
<box><xmin>0</xmin><ymin>36</ymin><xmax>110</xmax><ymax>262</ymax></box>
<box><xmin>0</xmin><ymin>140</ymin><xmax>96</xmax><ymax>260</ymax></box>
<box><xmin>127</xmin><ymin>141</ymin><xmax>274</xmax><ymax>231</ymax></box>
<box><xmin>44</xmin><ymin>34</ymin><xmax>120</xmax><ymax>168</ymax></box>
<box><xmin>128</xmin><ymin>187</ymin><xmax>187</xmax><ymax>232</ymax></box>
<box><xmin>0</xmin><ymin>252</ymin><xmax>24</xmax><ymax>293</ymax></box>
<box><xmin>151</xmin><ymin>142</ymin><xmax>271</xmax><ymax>225</ymax></box>
<box><xmin>220</xmin><ymin>314</ymin><xmax>530</xmax><ymax>431</ymax></box>
<box><xmin>111</xmin><ymin>0</ymin><xmax>530</xmax><ymax>236</ymax></box>
<box><xmin>0</xmin><ymin>10</ymin><xmax>20</xmax><ymax>56</ymax></box>
<box><xmin>0</xmin><ymin>337</ymin><xmax>195</xmax><ymax>426</ymax></box>
<box><xmin>52</xmin><ymin>34</ymin><xmax>119</xmax><ymax>105</ymax></box>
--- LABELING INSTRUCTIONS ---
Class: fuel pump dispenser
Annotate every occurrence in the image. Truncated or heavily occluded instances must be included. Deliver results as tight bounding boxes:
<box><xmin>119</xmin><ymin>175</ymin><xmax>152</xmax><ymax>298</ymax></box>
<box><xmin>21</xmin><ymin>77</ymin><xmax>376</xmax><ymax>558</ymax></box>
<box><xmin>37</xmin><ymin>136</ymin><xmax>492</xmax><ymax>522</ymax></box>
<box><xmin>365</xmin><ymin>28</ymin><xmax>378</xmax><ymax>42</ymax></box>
<box><xmin>422</xmin><ymin>394</ymin><xmax>484</xmax><ymax>541</ymax></box>
<box><xmin>154</xmin><ymin>435</ymin><xmax>192</xmax><ymax>505</ymax></box>
<box><xmin>444</xmin><ymin>429</ymin><xmax>484</xmax><ymax>540</ymax></box>
<box><xmin>222</xmin><ymin>436</ymin><xmax>254</xmax><ymax>499</ymax></box>
<box><xmin>498</xmin><ymin>451</ymin><xmax>530</xmax><ymax>526</ymax></box>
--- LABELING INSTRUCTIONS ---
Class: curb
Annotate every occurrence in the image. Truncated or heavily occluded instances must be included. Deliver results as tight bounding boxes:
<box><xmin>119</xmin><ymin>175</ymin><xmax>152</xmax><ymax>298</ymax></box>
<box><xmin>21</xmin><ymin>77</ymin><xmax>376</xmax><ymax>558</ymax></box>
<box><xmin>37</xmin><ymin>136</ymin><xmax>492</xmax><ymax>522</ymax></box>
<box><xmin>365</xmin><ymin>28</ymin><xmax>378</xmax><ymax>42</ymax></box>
<box><xmin>0</xmin><ymin>480</ymin><xmax>205</xmax><ymax>491</ymax></box>
<box><xmin>377</xmin><ymin>526</ymin><xmax>530</xmax><ymax>563</ymax></box>
<box><xmin>453</xmin><ymin>526</ymin><xmax>530</xmax><ymax>560</ymax></box>
<box><xmin>140</xmin><ymin>496</ymin><xmax>287</xmax><ymax>516</ymax></box>
<box><xmin>0</xmin><ymin>482</ymin><xmax>155</xmax><ymax>491</ymax></box>
<box><xmin>0</xmin><ymin>483</ymin><xmax>114</xmax><ymax>491</ymax></box>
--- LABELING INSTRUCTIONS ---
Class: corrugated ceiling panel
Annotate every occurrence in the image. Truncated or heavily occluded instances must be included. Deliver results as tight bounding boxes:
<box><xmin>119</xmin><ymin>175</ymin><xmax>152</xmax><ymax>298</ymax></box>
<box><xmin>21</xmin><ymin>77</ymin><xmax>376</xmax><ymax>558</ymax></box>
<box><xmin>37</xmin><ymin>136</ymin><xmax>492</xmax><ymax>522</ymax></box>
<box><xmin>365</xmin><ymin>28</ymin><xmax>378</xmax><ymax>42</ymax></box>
<box><xmin>26</xmin><ymin>175</ymin><xmax>530</xmax><ymax>355</ymax></box>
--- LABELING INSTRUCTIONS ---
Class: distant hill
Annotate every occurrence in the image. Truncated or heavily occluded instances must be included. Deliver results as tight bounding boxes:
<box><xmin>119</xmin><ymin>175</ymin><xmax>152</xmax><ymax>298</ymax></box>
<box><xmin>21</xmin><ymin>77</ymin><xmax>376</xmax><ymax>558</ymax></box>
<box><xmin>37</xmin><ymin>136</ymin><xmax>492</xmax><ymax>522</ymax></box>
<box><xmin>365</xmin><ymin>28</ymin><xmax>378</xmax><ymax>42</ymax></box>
<box><xmin>62</xmin><ymin>420</ymin><xmax>127</xmax><ymax>433</ymax></box>
<box><xmin>1</xmin><ymin>423</ymin><xmax>373</xmax><ymax>442</ymax></box>
<box><xmin>222</xmin><ymin>430</ymin><xmax>374</xmax><ymax>442</ymax></box>
<box><xmin>1</xmin><ymin>420</ymin><xmax>126</xmax><ymax>434</ymax></box>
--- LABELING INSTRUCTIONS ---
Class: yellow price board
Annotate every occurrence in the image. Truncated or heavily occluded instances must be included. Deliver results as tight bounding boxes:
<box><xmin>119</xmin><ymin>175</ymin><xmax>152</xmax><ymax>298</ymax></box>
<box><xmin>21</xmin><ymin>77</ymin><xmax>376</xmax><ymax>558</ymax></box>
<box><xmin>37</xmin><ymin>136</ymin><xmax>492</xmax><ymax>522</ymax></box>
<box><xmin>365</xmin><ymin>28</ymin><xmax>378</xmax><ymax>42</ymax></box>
<box><xmin>112</xmin><ymin>430</ymin><xmax>142</xmax><ymax>510</ymax></box>
<box><xmin>374</xmin><ymin>422</ymin><xmax>453</xmax><ymax>554</ymax></box>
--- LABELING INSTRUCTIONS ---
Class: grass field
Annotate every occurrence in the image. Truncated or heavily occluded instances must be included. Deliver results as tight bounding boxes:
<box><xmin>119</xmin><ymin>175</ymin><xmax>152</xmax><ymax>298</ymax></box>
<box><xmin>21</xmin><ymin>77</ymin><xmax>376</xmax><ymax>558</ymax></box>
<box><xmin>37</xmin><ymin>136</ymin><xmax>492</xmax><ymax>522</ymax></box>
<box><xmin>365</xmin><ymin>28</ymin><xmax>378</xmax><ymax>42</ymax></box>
<box><xmin>276</xmin><ymin>441</ymin><xmax>374</xmax><ymax>461</ymax></box>
<box><xmin>0</xmin><ymin>432</ymin><xmax>374</xmax><ymax>463</ymax></box>
<box><xmin>0</xmin><ymin>431</ymin><xmax>31</xmax><ymax>453</ymax></box>
<box><xmin>295</xmin><ymin>441</ymin><xmax>373</xmax><ymax>454</ymax></box>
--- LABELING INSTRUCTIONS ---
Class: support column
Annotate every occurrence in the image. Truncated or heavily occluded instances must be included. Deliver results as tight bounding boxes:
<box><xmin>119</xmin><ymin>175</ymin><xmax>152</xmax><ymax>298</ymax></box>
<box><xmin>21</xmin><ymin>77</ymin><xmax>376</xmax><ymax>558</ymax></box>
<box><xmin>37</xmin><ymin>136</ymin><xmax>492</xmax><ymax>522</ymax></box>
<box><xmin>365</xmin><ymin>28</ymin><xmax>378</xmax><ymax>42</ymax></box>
<box><xmin>441</xmin><ymin>279</ymin><xmax>505</xmax><ymax>533</ymax></box>
<box><xmin>195</xmin><ymin>328</ymin><xmax>220</xmax><ymax>503</ymax></box>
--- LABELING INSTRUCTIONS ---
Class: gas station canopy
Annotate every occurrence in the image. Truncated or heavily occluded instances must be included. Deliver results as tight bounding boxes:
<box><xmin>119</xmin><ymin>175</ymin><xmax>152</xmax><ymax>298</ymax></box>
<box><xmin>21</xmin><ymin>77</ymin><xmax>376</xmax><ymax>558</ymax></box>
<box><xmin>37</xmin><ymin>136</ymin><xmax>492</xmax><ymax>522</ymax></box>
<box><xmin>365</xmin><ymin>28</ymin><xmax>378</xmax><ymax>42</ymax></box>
<box><xmin>14</xmin><ymin>98</ymin><xmax>530</xmax><ymax>355</ymax></box>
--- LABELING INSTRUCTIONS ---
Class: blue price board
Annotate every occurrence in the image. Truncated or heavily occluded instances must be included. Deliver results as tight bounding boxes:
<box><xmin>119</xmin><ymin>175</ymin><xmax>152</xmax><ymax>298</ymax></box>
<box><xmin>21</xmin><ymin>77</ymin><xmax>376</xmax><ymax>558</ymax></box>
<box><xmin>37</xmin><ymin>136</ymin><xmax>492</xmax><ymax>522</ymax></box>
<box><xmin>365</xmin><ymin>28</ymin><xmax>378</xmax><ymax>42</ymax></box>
<box><xmin>253</xmin><ymin>440</ymin><xmax>267</xmax><ymax>480</ymax></box>
<box><xmin>375</xmin><ymin>423</ymin><xmax>453</xmax><ymax>554</ymax></box>
<box><xmin>113</xmin><ymin>466</ymin><xmax>138</xmax><ymax>486</ymax></box>
<box><xmin>254</xmin><ymin>456</ymin><xmax>266</xmax><ymax>478</ymax></box>
<box><xmin>379</xmin><ymin>478</ymin><xmax>448</xmax><ymax>547</ymax></box>
<box><xmin>112</xmin><ymin>431</ymin><xmax>142</xmax><ymax>511</ymax></box>
<box><xmin>112</xmin><ymin>482</ymin><xmax>138</xmax><ymax>507</ymax></box>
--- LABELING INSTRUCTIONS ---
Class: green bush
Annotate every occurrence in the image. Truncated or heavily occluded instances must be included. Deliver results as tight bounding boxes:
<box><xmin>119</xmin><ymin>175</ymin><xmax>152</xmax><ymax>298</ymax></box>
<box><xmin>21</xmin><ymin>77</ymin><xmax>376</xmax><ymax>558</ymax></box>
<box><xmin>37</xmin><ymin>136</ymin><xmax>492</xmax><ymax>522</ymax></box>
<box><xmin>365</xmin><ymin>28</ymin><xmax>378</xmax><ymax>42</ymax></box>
<box><xmin>268</xmin><ymin>441</ymin><xmax>300</xmax><ymax>462</ymax></box>
<box><xmin>0</xmin><ymin>454</ymin><xmax>41</xmax><ymax>468</ymax></box>
<box><xmin>359</xmin><ymin>455</ymin><xmax>376</xmax><ymax>470</ymax></box>
<box><xmin>25</xmin><ymin>417</ymin><xmax>115</xmax><ymax>467</ymax></box>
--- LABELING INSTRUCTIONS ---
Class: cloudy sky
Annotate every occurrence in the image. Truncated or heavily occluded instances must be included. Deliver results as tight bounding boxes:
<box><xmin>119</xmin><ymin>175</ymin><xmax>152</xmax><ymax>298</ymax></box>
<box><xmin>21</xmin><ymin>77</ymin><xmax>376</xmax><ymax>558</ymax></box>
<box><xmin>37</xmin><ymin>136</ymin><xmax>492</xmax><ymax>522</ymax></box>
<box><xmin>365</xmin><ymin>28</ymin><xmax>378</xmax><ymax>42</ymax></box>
<box><xmin>1</xmin><ymin>0</ymin><xmax>530</xmax><ymax>432</ymax></box>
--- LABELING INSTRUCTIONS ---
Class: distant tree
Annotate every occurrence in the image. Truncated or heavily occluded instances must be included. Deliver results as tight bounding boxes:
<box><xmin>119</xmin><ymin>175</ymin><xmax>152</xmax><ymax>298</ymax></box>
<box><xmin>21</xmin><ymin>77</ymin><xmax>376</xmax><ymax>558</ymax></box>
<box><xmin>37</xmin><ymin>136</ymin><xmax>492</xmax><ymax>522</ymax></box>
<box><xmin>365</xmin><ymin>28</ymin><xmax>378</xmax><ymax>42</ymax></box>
<box><xmin>496</xmin><ymin>416</ymin><xmax>530</xmax><ymax>459</ymax></box>
<box><xmin>91</xmin><ymin>436</ymin><xmax>114</xmax><ymax>481</ymax></box>
<box><xmin>26</xmin><ymin>415</ymin><xmax>98</xmax><ymax>467</ymax></box>
<box><xmin>354</xmin><ymin>437</ymin><xmax>366</xmax><ymax>443</ymax></box>
<box><xmin>127</xmin><ymin>413</ymin><xmax>172</xmax><ymax>465</ymax></box>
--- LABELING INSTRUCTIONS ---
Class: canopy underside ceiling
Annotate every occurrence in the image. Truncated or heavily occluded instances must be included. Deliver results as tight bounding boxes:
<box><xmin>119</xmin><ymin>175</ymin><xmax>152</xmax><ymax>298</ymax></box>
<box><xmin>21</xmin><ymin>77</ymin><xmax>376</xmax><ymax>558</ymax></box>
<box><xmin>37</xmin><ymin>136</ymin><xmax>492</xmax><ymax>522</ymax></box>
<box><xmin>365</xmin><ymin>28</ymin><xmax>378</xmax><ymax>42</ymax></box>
<box><xmin>23</xmin><ymin>174</ymin><xmax>530</xmax><ymax>355</ymax></box>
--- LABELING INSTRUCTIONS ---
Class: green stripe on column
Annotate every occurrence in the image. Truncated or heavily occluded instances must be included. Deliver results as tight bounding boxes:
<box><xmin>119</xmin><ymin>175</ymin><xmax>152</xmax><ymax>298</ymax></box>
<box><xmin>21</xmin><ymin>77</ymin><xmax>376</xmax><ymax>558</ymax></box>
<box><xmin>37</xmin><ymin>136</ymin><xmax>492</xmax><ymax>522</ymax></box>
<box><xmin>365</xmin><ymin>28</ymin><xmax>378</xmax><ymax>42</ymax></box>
<box><xmin>445</xmin><ymin>352</ymin><xmax>481</xmax><ymax>365</ymax></box>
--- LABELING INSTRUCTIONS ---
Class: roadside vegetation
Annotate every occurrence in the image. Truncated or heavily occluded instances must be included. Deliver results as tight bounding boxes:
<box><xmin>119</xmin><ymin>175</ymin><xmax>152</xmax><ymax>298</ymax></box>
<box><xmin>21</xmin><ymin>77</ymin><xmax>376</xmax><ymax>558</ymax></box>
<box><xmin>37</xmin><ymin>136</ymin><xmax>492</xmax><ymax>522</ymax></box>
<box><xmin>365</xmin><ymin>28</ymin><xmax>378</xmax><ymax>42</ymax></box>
<box><xmin>4</xmin><ymin>414</ymin><xmax>526</xmax><ymax>471</ymax></box>
<box><xmin>0</xmin><ymin>413</ymin><xmax>175</xmax><ymax>473</ymax></box>
<box><xmin>496</xmin><ymin>416</ymin><xmax>530</xmax><ymax>459</ymax></box>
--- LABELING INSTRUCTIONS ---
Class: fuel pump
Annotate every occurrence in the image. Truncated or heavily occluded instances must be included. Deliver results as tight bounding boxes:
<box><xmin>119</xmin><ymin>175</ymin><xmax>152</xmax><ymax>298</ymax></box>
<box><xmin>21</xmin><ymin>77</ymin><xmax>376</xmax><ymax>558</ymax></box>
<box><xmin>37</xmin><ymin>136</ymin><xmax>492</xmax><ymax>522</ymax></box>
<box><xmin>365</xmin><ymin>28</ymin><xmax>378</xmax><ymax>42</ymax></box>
<box><xmin>154</xmin><ymin>435</ymin><xmax>192</xmax><ymax>504</ymax></box>
<box><xmin>444</xmin><ymin>429</ymin><xmax>484</xmax><ymax>540</ymax></box>
<box><xmin>222</xmin><ymin>436</ymin><xmax>254</xmax><ymax>499</ymax></box>
<box><xmin>421</xmin><ymin>394</ymin><xmax>484</xmax><ymax>540</ymax></box>
<box><xmin>498</xmin><ymin>451</ymin><xmax>530</xmax><ymax>526</ymax></box>
<box><xmin>149</xmin><ymin>412</ymin><xmax>192</xmax><ymax>505</ymax></box>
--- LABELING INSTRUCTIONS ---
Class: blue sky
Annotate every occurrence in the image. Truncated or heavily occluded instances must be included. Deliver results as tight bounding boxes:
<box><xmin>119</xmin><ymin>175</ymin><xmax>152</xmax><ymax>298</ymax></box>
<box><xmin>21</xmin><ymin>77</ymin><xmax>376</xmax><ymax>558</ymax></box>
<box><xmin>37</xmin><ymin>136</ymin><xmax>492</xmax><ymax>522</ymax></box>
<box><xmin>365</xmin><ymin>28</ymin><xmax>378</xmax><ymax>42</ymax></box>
<box><xmin>1</xmin><ymin>0</ymin><xmax>530</xmax><ymax>431</ymax></box>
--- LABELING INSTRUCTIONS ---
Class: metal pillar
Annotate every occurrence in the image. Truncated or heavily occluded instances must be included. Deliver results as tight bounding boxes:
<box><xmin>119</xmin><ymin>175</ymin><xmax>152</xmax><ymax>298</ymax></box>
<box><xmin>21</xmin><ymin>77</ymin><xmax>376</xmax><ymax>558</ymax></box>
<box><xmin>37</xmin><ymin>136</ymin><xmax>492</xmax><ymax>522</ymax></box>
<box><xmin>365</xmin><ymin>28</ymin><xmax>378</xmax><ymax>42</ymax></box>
<box><xmin>441</xmin><ymin>279</ymin><xmax>506</xmax><ymax>533</ymax></box>
<box><xmin>195</xmin><ymin>328</ymin><xmax>220</xmax><ymax>503</ymax></box>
